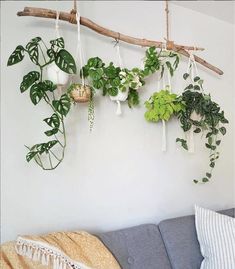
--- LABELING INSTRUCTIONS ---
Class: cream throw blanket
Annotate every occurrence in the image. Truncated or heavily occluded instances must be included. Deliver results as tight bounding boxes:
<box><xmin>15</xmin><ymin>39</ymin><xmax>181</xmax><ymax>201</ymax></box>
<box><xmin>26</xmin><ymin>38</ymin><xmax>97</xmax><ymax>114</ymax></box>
<box><xmin>0</xmin><ymin>231</ymin><xmax>121</xmax><ymax>269</ymax></box>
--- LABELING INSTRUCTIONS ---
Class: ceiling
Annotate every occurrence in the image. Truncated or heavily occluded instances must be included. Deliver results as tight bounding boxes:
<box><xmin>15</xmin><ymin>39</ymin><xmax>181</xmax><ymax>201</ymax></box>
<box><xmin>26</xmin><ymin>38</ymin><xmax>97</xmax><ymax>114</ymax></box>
<box><xmin>172</xmin><ymin>1</ymin><xmax>235</xmax><ymax>25</ymax></box>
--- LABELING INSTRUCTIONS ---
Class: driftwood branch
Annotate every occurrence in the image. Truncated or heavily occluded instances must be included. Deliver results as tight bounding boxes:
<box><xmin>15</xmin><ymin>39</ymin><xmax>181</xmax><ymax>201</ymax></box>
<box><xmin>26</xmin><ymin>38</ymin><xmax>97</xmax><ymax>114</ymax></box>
<box><xmin>17</xmin><ymin>7</ymin><xmax>223</xmax><ymax>75</ymax></box>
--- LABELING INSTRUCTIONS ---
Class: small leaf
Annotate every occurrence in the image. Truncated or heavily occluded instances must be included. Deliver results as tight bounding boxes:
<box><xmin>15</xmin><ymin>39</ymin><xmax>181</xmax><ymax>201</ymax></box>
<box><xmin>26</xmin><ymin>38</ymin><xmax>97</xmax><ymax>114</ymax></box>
<box><xmin>219</xmin><ymin>127</ymin><xmax>226</xmax><ymax>135</ymax></box>
<box><xmin>210</xmin><ymin>162</ymin><xmax>215</xmax><ymax>168</ymax></box>
<box><xmin>52</xmin><ymin>94</ymin><xmax>71</xmax><ymax>116</ymax></box>
<box><xmin>44</xmin><ymin>113</ymin><xmax>60</xmax><ymax>128</ymax></box>
<box><xmin>20</xmin><ymin>71</ymin><xmax>40</xmax><ymax>93</ymax></box>
<box><xmin>194</xmin><ymin>85</ymin><xmax>201</xmax><ymax>91</ymax></box>
<box><xmin>202</xmin><ymin>177</ymin><xmax>209</xmax><ymax>183</ymax></box>
<box><xmin>208</xmin><ymin>137</ymin><xmax>213</xmax><ymax>145</ymax></box>
<box><xmin>194</xmin><ymin>76</ymin><xmax>200</xmax><ymax>82</ymax></box>
<box><xmin>55</xmin><ymin>49</ymin><xmax>77</xmax><ymax>74</ymax></box>
<box><xmin>193</xmin><ymin>180</ymin><xmax>198</xmax><ymax>184</ymax></box>
<box><xmin>47</xmin><ymin>49</ymin><xmax>55</xmax><ymax>60</ymax></box>
<box><xmin>206</xmin><ymin>173</ymin><xmax>212</xmax><ymax>178</ymax></box>
<box><xmin>194</xmin><ymin>128</ymin><xmax>201</xmax><ymax>133</ymax></box>
<box><xmin>183</xmin><ymin>73</ymin><xmax>189</xmax><ymax>80</ymax></box>
<box><xmin>44</xmin><ymin>128</ymin><xmax>59</xmax><ymax>136</ymax></box>
<box><xmin>43</xmin><ymin>80</ymin><xmax>57</xmax><ymax>92</ymax></box>
<box><xmin>50</xmin><ymin>37</ymin><xmax>64</xmax><ymax>48</ymax></box>
<box><xmin>7</xmin><ymin>45</ymin><xmax>25</xmax><ymax>66</ymax></box>
<box><xmin>108</xmin><ymin>87</ymin><xmax>118</xmax><ymax>96</ymax></box>
<box><xmin>216</xmin><ymin>140</ymin><xmax>221</xmax><ymax>146</ymax></box>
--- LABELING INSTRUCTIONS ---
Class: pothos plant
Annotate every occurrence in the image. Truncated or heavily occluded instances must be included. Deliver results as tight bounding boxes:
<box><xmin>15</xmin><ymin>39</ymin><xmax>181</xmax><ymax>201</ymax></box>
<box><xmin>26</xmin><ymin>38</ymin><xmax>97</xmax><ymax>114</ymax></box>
<box><xmin>145</xmin><ymin>87</ymin><xmax>184</xmax><ymax>122</ymax></box>
<box><xmin>176</xmin><ymin>73</ymin><xmax>229</xmax><ymax>183</ymax></box>
<box><xmin>7</xmin><ymin>37</ymin><xmax>76</xmax><ymax>170</ymax></box>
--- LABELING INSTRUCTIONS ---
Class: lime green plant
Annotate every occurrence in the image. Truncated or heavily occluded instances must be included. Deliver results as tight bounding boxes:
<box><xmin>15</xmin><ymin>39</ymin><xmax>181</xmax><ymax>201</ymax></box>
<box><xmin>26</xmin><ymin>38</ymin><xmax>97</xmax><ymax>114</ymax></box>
<box><xmin>145</xmin><ymin>88</ymin><xmax>184</xmax><ymax>122</ymax></box>
<box><xmin>7</xmin><ymin>37</ymin><xmax>76</xmax><ymax>170</ymax></box>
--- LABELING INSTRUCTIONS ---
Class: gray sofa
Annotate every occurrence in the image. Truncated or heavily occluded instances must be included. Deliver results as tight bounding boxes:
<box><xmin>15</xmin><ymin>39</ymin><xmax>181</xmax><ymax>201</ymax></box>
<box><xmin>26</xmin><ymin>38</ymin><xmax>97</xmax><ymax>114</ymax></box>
<box><xmin>98</xmin><ymin>208</ymin><xmax>235</xmax><ymax>269</ymax></box>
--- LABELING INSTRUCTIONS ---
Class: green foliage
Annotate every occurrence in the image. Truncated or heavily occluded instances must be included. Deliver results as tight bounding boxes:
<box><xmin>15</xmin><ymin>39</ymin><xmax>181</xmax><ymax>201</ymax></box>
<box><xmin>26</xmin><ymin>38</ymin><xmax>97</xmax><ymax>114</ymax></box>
<box><xmin>145</xmin><ymin>88</ymin><xmax>184</xmax><ymax>122</ymax></box>
<box><xmin>143</xmin><ymin>47</ymin><xmax>179</xmax><ymax>77</ymax></box>
<box><xmin>177</xmin><ymin>73</ymin><xmax>229</xmax><ymax>183</ymax></box>
<box><xmin>82</xmin><ymin>57</ymin><xmax>145</xmax><ymax>107</ymax></box>
<box><xmin>7</xmin><ymin>37</ymin><xmax>76</xmax><ymax>170</ymax></box>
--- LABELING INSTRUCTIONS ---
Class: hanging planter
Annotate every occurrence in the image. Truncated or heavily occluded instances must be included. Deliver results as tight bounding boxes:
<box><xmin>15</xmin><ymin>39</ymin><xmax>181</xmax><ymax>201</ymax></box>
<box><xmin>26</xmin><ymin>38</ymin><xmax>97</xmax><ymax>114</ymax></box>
<box><xmin>47</xmin><ymin>62</ymin><xmax>69</xmax><ymax>86</ymax></box>
<box><xmin>176</xmin><ymin>74</ymin><xmax>229</xmax><ymax>183</ymax></box>
<box><xmin>69</xmin><ymin>83</ymin><xmax>91</xmax><ymax>103</ymax></box>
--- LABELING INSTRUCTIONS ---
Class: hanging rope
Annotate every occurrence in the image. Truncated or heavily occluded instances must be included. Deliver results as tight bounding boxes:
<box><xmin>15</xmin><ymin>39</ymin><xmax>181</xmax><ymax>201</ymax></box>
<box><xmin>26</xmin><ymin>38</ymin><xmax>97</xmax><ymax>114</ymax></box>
<box><xmin>165</xmin><ymin>0</ymin><xmax>170</xmax><ymax>41</ymax></box>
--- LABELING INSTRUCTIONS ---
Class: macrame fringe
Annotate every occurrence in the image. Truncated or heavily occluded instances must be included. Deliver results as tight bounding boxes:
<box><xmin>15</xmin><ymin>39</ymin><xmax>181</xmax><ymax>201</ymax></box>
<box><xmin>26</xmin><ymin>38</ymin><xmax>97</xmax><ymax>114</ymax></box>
<box><xmin>161</xmin><ymin>119</ymin><xmax>167</xmax><ymax>152</ymax></box>
<box><xmin>116</xmin><ymin>100</ymin><xmax>122</xmax><ymax>115</ymax></box>
<box><xmin>15</xmin><ymin>236</ymin><xmax>93</xmax><ymax>269</ymax></box>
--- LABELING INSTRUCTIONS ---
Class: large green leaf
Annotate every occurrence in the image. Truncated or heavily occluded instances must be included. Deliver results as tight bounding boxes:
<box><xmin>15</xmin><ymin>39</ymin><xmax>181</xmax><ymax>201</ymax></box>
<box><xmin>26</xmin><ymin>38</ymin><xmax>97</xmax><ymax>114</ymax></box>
<box><xmin>30</xmin><ymin>82</ymin><xmax>44</xmax><ymax>105</ymax></box>
<box><xmin>44</xmin><ymin>113</ymin><xmax>60</xmax><ymax>128</ymax></box>
<box><xmin>20</xmin><ymin>71</ymin><xmax>40</xmax><ymax>93</ymax></box>
<box><xmin>7</xmin><ymin>45</ymin><xmax>25</xmax><ymax>66</ymax></box>
<box><xmin>52</xmin><ymin>94</ymin><xmax>71</xmax><ymax>116</ymax></box>
<box><xmin>26</xmin><ymin>38</ymin><xmax>41</xmax><ymax>65</ymax></box>
<box><xmin>29</xmin><ymin>140</ymin><xmax>58</xmax><ymax>156</ymax></box>
<box><xmin>55</xmin><ymin>49</ymin><xmax>77</xmax><ymax>74</ymax></box>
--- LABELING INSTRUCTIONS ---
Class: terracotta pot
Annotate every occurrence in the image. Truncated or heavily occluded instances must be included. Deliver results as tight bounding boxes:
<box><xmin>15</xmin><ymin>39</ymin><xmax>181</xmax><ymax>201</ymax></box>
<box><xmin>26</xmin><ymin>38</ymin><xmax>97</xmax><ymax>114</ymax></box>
<box><xmin>70</xmin><ymin>84</ymin><xmax>91</xmax><ymax>103</ymax></box>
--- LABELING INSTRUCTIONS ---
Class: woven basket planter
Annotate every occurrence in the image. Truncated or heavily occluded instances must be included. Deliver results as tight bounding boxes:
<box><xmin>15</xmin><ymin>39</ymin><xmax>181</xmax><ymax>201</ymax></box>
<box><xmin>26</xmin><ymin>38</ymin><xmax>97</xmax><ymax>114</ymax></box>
<box><xmin>69</xmin><ymin>84</ymin><xmax>91</xmax><ymax>103</ymax></box>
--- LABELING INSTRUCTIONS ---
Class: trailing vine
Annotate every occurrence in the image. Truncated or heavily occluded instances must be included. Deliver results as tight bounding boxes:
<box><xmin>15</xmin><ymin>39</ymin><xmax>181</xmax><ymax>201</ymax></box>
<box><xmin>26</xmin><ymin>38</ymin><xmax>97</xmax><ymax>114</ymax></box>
<box><xmin>176</xmin><ymin>74</ymin><xmax>229</xmax><ymax>183</ymax></box>
<box><xmin>7</xmin><ymin>37</ymin><xmax>76</xmax><ymax>170</ymax></box>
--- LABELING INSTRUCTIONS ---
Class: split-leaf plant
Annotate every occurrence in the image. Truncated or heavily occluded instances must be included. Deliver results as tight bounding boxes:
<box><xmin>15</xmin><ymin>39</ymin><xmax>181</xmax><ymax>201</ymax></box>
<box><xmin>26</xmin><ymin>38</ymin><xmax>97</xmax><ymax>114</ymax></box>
<box><xmin>176</xmin><ymin>74</ymin><xmax>229</xmax><ymax>183</ymax></box>
<box><xmin>7</xmin><ymin>37</ymin><xmax>76</xmax><ymax>170</ymax></box>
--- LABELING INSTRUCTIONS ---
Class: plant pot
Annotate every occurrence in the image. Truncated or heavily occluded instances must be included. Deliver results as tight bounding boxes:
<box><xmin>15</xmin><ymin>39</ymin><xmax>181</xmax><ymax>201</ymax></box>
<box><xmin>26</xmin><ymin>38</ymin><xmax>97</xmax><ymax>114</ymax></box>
<box><xmin>47</xmin><ymin>63</ymin><xmax>69</xmax><ymax>86</ymax></box>
<box><xmin>70</xmin><ymin>84</ymin><xmax>91</xmax><ymax>103</ymax></box>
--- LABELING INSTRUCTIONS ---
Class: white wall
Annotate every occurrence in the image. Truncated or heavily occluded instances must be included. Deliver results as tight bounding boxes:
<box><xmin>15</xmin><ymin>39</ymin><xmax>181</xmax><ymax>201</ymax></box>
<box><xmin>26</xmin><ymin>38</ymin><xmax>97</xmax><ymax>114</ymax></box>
<box><xmin>1</xmin><ymin>1</ymin><xmax>234</xmax><ymax>243</ymax></box>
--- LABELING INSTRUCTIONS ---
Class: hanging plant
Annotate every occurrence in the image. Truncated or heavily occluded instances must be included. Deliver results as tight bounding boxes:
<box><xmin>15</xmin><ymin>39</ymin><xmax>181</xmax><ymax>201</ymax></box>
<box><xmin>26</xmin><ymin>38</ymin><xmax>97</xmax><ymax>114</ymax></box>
<box><xmin>144</xmin><ymin>87</ymin><xmax>184</xmax><ymax>122</ymax></box>
<box><xmin>143</xmin><ymin>46</ymin><xmax>179</xmax><ymax>78</ymax></box>
<box><xmin>7</xmin><ymin>37</ymin><xmax>76</xmax><ymax>170</ymax></box>
<box><xmin>81</xmin><ymin>57</ymin><xmax>145</xmax><ymax>108</ymax></box>
<box><xmin>176</xmin><ymin>74</ymin><xmax>229</xmax><ymax>183</ymax></box>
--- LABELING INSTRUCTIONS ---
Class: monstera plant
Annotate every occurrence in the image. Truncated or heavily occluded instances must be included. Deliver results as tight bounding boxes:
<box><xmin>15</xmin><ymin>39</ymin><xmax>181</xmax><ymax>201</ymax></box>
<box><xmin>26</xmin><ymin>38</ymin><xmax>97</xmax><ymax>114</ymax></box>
<box><xmin>176</xmin><ymin>74</ymin><xmax>229</xmax><ymax>183</ymax></box>
<box><xmin>7</xmin><ymin>37</ymin><xmax>76</xmax><ymax>170</ymax></box>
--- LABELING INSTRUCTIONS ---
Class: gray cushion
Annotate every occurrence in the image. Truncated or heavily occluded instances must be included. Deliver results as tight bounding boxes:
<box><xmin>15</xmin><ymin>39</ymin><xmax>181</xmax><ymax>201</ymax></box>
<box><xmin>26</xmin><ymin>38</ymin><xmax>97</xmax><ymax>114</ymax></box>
<box><xmin>97</xmin><ymin>224</ymin><xmax>172</xmax><ymax>269</ymax></box>
<box><xmin>159</xmin><ymin>208</ymin><xmax>235</xmax><ymax>269</ymax></box>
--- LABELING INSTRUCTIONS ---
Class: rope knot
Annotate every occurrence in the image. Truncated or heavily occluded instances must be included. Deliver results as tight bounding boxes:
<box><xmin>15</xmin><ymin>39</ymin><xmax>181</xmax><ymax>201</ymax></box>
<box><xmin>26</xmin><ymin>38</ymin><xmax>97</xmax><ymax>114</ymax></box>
<box><xmin>69</xmin><ymin>9</ymin><xmax>77</xmax><ymax>24</ymax></box>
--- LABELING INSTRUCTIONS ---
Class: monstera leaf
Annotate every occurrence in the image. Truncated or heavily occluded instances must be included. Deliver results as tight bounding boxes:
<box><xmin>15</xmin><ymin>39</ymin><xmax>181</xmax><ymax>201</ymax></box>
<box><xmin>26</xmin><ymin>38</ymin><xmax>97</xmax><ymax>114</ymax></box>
<box><xmin>55</xmin><ymin>49</ymin><xmax>76</xmax><ymax>74</ymax></box>
<box><xmin>7</xmin><ymin>45</ymin><xmax>25</xmax><ymax>66</ymax></box>
<box><xmin>52</xmin><ymin>94</ymin><xmax>71</xmax><ymax>116</ymax></box>
<box><xmin>20</xmin><ymin>71</ymin><xmax>40</xmax><ymax>93</ymax></box>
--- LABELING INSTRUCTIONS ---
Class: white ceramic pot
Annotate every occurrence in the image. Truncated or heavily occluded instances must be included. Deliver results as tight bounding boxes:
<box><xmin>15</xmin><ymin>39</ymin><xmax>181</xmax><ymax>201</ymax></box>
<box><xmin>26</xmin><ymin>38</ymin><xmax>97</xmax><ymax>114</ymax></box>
<box><xmin>47</xmin><ymin>63</ymin><xmax>69</xmax><ymax>86</ymax></box>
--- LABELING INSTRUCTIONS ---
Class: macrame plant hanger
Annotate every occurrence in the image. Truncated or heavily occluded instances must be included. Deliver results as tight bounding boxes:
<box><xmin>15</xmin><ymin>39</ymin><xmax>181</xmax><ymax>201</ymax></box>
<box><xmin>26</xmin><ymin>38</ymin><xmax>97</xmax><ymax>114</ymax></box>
<box><xmin>159</xmin><ymin>0</ymin><xmax>173</xmax><ymax>152</ymax></box>
<box><xmin>109</xmin><ymin>36</ymin><xmax>128</xmax><ymax>115</ymax></box>
<box><xmin>185</xmin><ymin>50</ymin><xmax>201</xmax><ymax>153</ymax></box>
<box><xmin>69</xmin><ymin>0</ymin><xmax>91</xmax><ymax>103</ymax></box>
<box><xmin>47</xmin><ymin>11</ymin><xmax>69</xmax><ymax>95</ymax></box>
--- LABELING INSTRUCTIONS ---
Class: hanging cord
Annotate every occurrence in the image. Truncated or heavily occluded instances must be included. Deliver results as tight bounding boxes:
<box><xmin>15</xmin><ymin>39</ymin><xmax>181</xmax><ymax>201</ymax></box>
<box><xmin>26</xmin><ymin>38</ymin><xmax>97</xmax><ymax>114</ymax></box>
<box><xmin>76</xmin><ymin>11</ymin><xmax>85</xmax><ymax>86</ymax></box>
<box><xmin>160</xmin><ymin>42</ymin><xmax>172</xmax><ymax>152</ymax></box>
<box><xmin>185</xmin><ymin>48</ymin><xmax>200</xmax><ymax>153</ymax></box>
<box><xmin>111</xmin><ymin>35</ymin><xmax>125</xmax><ymax>116</ymax></box>
<box><xmin>165</xmin><ymin>0</ymin><xmax>170</xmax><ymax>41</ymax></box>
<box><xmin>55</xmin><ymin>11</ymin><xmax>60</xmax><ymax>38</ymax></box>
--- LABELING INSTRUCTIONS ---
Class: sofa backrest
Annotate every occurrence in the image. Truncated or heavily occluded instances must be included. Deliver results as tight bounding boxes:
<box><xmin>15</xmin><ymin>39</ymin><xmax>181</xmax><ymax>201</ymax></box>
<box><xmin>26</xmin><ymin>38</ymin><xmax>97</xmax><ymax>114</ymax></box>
<box><xmin>98</xmin><ymin>224</ymin><xmax>172</xmax><ymax>269</ymax></box>
<box><xmin>158</xmin><ymin>208</ymin><xmax>235</xmax><ymax>269</ymax></box>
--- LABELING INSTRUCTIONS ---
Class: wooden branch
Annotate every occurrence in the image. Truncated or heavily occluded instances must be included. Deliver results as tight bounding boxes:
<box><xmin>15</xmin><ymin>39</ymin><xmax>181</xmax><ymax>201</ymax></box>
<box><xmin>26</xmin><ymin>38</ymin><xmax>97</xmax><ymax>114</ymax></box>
<box><xmin>17</xmin><ymin>7</ymin><xmax>223</xmax><ymax>75</ymax></box>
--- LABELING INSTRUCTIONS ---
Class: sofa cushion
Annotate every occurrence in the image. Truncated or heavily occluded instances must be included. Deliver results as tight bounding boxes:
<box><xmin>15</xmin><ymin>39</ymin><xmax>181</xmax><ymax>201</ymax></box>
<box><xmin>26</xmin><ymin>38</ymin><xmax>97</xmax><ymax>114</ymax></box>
<box><xmin>159</xmin><ymin>208</ymin><xmax>235</xmax><ymax>269</ymax></box>
<box><xmin>97</xmin><ymin>224</ymin><xmax>172</xmax><ymax>269</ymax></box>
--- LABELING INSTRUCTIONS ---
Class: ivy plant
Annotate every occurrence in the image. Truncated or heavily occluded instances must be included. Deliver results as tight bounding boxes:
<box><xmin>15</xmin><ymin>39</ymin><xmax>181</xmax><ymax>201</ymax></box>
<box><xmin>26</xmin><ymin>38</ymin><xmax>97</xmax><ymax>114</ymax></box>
<box><xmin>176</xmin><ymin>74</ymin><xmax>229</xmax><ymax>183</ymax></box>
<box><xmin>7</xmin><ymin>37</ymin><xmax>76</xmax><ymax>170</ymax></box>
<box><xmin>145</xmin><ymin>87</ymin><xmax>184</xmax><ymax>122</ymax></box>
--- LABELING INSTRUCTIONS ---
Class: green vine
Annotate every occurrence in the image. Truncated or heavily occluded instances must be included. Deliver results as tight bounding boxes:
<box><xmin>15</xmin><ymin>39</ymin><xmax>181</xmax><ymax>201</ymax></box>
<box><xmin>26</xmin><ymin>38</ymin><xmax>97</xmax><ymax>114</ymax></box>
<box><xmin>176</xmin><ymin>73</ymin><xmax>229</xmax><ymax>183</ymax></box>
<box><xmin>7</xmin><ymin>37</ymin><xmax>76</xmax><ymax>170</ymax></box>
